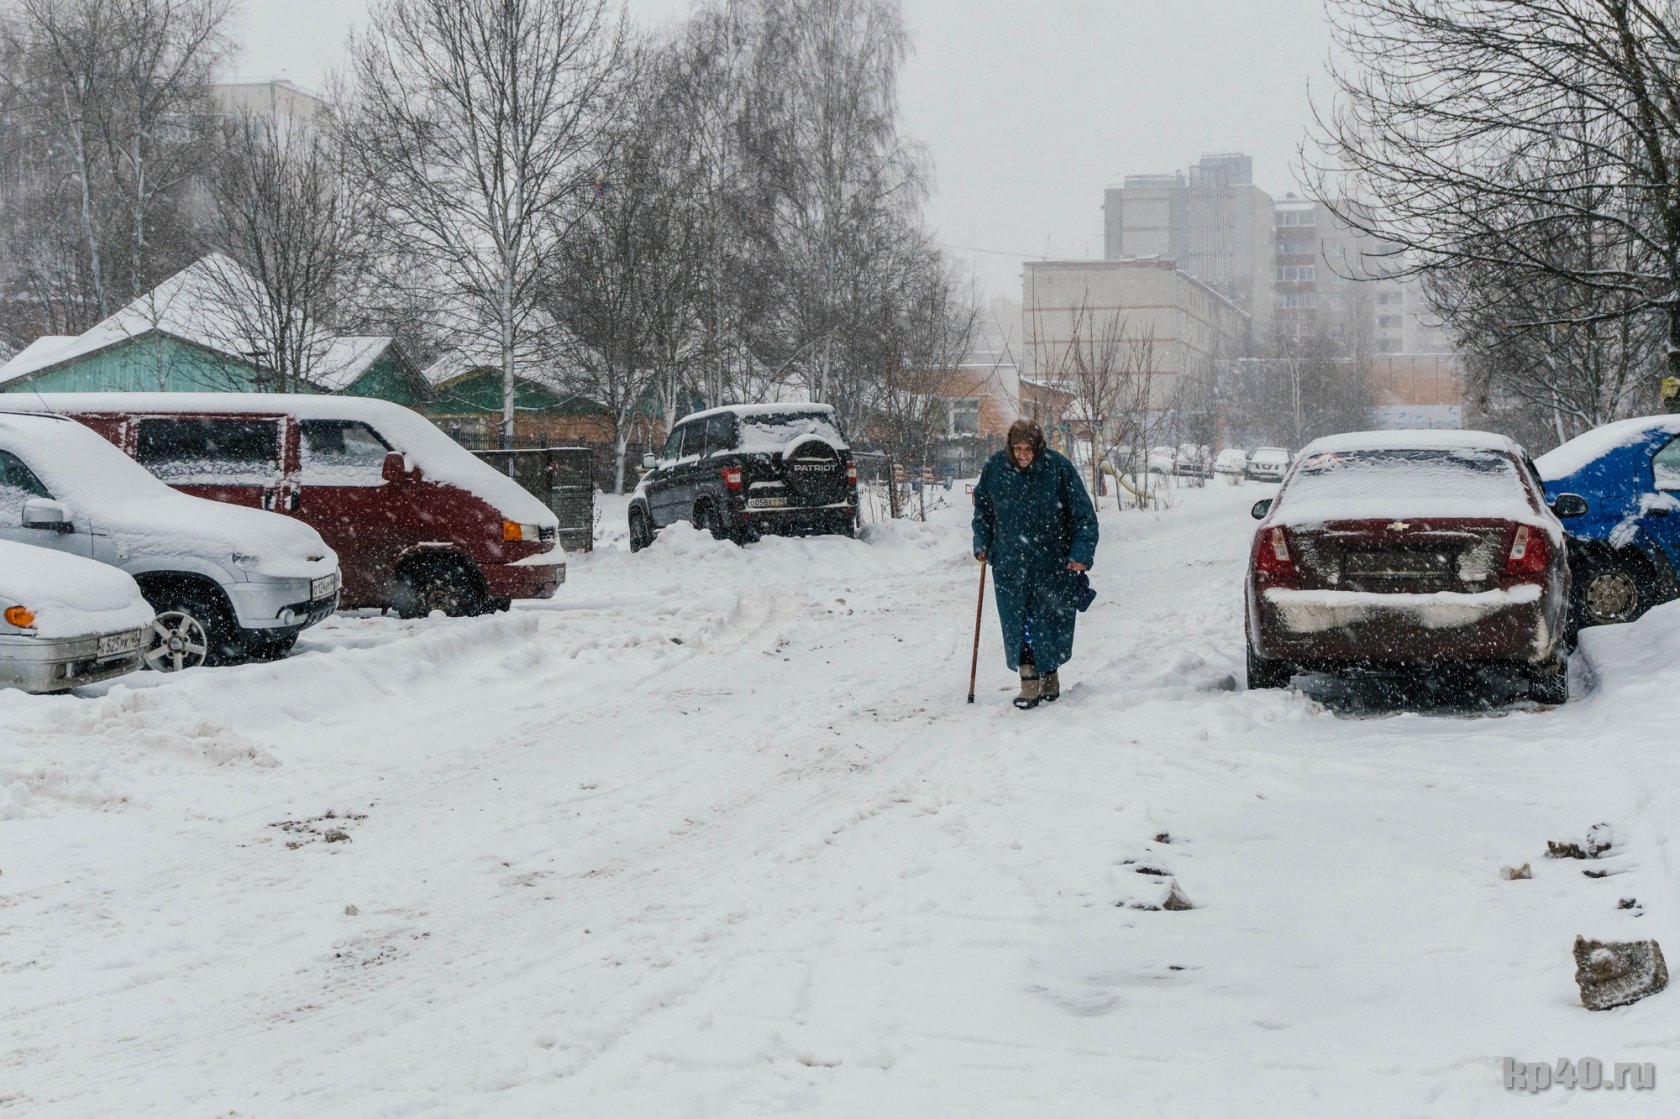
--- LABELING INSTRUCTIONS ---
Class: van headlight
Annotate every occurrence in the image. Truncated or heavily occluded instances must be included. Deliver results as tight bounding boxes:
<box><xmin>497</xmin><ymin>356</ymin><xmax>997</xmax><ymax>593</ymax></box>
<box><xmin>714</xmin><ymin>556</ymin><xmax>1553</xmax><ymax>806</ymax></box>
<box><xmin>501</xmin><ymin>520</ymin><xmax>542</xmax><ymax>542</ymax></box>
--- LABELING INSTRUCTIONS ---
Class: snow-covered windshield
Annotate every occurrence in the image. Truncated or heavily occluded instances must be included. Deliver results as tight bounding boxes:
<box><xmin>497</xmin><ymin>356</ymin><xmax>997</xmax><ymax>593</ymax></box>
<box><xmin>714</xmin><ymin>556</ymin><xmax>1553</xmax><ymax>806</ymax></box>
<box><xmin>736</xmin><ymin>411</ymin><xmax>846</xmax><ymax>452</ymax></box>
<box><xmin>1279</xmin><ymin>447</ymin><xmax>1531</xmax><ymax>522</ymax></box>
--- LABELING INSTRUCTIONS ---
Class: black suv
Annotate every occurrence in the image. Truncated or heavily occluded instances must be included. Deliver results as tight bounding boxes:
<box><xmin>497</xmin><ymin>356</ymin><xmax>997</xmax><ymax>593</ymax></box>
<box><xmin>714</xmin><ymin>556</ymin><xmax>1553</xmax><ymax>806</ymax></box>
<box><xmin>627</xmin><ymin>403</ymin><xmax>859</xmax><ymax>550</ymax></box>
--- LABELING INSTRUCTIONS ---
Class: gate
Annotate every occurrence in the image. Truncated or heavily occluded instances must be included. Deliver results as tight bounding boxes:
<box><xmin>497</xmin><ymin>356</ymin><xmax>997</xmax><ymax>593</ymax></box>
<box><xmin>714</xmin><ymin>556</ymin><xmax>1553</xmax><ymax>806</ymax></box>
<box><xmin>469</xmin><ymin>447</ymin><xmax>595</xmax><ymax>553</ymax></box>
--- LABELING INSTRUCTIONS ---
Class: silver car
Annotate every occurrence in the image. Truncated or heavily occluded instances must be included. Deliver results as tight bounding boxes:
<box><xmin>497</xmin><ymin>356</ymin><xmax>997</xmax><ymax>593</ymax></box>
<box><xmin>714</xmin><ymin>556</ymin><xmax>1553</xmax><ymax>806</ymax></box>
<box><xmin>0</xmin><ymin>540</ymin><xmax>152</xmax><ymax>692</ymax></box>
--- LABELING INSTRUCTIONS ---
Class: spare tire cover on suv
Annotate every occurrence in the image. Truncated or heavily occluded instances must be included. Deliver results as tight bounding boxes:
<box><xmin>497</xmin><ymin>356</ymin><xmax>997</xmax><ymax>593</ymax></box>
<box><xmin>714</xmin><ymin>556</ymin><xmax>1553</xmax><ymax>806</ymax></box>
<box><xmin>783</xmin><ymin>438</ymin><xmax>846</xmax><ymax>504</ymax></box>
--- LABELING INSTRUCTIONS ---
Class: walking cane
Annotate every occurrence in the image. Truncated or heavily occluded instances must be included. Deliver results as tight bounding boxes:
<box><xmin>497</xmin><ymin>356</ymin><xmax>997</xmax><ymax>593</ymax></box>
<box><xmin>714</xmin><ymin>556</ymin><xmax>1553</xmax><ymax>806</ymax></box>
<box><xmin>967</xmin><ymin>560</ymin><xmax>988</xmax><ymax>703</ymax></box>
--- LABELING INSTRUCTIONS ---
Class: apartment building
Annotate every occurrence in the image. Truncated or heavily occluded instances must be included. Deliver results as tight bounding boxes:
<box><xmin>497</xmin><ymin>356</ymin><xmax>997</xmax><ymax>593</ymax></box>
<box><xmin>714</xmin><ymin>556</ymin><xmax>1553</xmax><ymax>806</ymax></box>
<box><xmin>1021</xmin><ymin>258</ymin><xmax>1249</xmax><ymax>417</ymax></box>
<box><xmin>1104</xmin><ymin>153</ymin><xmax>1274</xmax><ymax>338</ymax></box>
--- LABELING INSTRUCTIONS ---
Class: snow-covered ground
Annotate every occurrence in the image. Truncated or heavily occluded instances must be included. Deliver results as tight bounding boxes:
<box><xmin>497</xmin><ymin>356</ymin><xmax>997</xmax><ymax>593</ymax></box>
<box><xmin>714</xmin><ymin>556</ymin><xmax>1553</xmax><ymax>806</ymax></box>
<box><xmin>3</xmin><ymin>481</ymin><xmax>1675</xmax><ymax>1116</ymax></box>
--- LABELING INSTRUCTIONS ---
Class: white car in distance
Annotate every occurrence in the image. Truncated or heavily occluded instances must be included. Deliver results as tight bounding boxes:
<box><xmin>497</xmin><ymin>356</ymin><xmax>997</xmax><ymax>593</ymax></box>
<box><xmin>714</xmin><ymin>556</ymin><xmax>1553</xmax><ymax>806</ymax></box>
<box><xmin>0</xmin><ymin>540</ymin><xmax>154</xmax><ymax>692</ymax></box>
<box><xmin>1247</xmin><ymin>446</ymin><xmax>1291</xmax><ymax>483</ymax></box>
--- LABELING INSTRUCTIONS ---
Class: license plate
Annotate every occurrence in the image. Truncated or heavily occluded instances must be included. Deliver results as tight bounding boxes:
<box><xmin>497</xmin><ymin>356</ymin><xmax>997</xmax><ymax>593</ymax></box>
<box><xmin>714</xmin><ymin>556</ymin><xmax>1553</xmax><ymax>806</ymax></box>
<box><xmin>312</xmin><ymin>573</ymin><xmax>339</xmax><ymax>600</ymax></box>
<box><xmin>97</xmin><ymin>629</ymin><xmax>143</xmax><ymax>657</ymax></box>
<box><xmin>1344</xmin><ymin>550</ymin><xmax>1449</xmax><ymax>577</ymax></box>
<box><xmin>747</xmin><ymin>495</ymin><xmax>789</xmax><ymax>509</ymax></box>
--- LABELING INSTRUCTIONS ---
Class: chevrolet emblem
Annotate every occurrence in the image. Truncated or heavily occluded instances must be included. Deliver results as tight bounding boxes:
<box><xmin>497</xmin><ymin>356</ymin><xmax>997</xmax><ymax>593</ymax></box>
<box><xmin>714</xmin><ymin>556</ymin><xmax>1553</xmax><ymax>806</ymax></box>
<box><xmin>1387</xmin><ymin>521</ymin><xmax>1410</xmax><ymax>531</ymax></box>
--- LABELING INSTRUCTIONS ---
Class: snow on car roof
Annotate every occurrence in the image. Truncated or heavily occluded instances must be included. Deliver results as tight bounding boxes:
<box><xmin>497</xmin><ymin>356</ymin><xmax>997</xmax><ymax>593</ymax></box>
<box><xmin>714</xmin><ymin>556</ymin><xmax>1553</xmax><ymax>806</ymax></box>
<box><xmin>0</xmin><ymin>393</ymin><xmax>559</xmax><ymax>533</ymax></box>
<box><xmin>1276</xmin><ymin>434</ymin><xmax>1545</xmax><ymax>527</ymax></box>
<box><xmin>679</xmin><ymin>402</ymin><xmax>836</xmax><ymax>424</ymax></box>
<box><xmin>1534</xmin><ymin>414</ymin><xmax>1680</xmax><ymax>480</ymax></box>
<box><xmin>1299</xmin><ymin>429</ymin><xmax>1524</xmax><ymax>457</ymax></box>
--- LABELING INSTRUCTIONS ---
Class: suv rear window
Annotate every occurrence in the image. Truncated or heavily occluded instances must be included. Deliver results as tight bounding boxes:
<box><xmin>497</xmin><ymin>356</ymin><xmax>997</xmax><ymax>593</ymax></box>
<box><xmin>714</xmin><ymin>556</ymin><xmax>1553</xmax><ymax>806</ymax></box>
<box><xmin>135</xmin><ymin>418</ymin><xmax>281</xmax><ymax>485</ymax></box>
<box><xmin>736</xmin><ymin>411</ymin><xmax>845</xmax><ymax>451</ymax></box>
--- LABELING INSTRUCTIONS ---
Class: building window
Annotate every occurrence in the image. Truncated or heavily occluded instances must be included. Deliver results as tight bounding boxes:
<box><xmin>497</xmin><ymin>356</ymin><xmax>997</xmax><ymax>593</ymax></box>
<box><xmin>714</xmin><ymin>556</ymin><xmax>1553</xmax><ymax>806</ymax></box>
<box><xmin>1276</xmin><ymin>210</ymin><xmax>1317</xmax><ymax>227</ymax></box>
<box><xmin>1377</xmin><ymin>337</ymin><xmax>1401</xmax><ymax>352</ymax></box>
<box><xmin>948</xmin><ymin>398</ymin><xmax>981</xmax><ymax>436</ymax></box>
<box><xmin>1274</xmin><ymin>265</ymin><xmax>1317</xmax><ymax>282</ymax></box>
<box><xmin>1378</xmin><ymin>314</ymin><xmax>1402</xmax><ymax>328</ymax></box>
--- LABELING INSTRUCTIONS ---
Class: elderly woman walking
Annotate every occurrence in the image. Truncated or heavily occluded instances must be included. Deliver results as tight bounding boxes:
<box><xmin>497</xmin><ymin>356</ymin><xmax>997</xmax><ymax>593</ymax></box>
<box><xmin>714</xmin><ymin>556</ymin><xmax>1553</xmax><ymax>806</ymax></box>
<box><xmin>972</xmin><ymin>419</ymin><xmax>1099</xmax><ymax>709</ymax></box>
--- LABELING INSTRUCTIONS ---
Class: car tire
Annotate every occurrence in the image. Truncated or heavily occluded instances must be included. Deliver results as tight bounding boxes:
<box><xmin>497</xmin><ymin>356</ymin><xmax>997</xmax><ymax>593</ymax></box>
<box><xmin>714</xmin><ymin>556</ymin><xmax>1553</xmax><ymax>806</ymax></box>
<box><xmin>695</xmin><ymin>500</ymin><xmax>737</xmax><ymax>544</ymax></box>
<box><xmin>1246</xmin><ymin>642</ymin><xmax>1293</xmax><ymax>690</ymax></box>
<box><xmin>628</xmin><ymin>505</ymin><xmax>653</xmax><ymax>553</ymax></box>
<box><xmin>1526</xmin><ymin>655</ymin><xmax>1569</xmax><ymax>705</ymax></box>
<box><xmin>391</xmin><ymin>557</ymin><xmax>485</xmax><ymax>618</ymax></box>
<box><xmin>143</xmin><ymin>587</ymin><xmax>240</xmax><ymax>671</ymax></box>
<box><xmin>1572</xmin><ymin>555</ymin><xmax>1656</xmax><ymax>628</ymax></box>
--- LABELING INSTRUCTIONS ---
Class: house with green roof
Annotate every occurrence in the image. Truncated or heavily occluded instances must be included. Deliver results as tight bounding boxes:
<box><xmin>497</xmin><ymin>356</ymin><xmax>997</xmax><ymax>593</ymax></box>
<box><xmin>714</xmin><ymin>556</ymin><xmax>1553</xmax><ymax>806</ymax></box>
<box><xmin>0</xmin><ymin>255</ymin><xmax>426</xmax><ymax>405</ymax></box>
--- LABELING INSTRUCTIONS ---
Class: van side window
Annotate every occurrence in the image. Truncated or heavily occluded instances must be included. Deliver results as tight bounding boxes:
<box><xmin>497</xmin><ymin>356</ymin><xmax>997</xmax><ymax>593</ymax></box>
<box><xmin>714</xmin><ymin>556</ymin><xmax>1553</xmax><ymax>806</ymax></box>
<box><xmin>300</xmin><ymin>420</ymin><xmax>392</xmax><ymax>485</ymax></box>
<box><xmin>0</xmin><ymin>449</ymin><xmax>49</xmax><ymax>521</ymax></box>
<box><xmin>135</xmin><ymin>418</ymin><xmax>281</xmax><ymax>485</ymax></box>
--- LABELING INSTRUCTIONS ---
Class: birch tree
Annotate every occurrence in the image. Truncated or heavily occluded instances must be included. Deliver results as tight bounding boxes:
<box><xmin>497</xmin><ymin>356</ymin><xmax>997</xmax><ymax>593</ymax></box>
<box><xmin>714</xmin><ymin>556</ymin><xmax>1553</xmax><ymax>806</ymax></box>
<box><xmin>346</xmin><ymin>0</ymin><xmax>628</xmax><ymax>441</ymax></box>
<box><xmin>1307</xmin><ymin>0</ymin><xmax>1680</xmax><ymax>410</ymax></box>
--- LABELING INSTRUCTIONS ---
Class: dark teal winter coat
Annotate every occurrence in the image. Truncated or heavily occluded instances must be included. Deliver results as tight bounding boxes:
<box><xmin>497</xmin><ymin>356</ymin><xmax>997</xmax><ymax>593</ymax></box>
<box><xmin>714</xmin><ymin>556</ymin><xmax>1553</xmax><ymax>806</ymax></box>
<box><xmin>971</xmin><ymin>447</ymin><xmax>1099</xmax><ymax>673</ymax></box>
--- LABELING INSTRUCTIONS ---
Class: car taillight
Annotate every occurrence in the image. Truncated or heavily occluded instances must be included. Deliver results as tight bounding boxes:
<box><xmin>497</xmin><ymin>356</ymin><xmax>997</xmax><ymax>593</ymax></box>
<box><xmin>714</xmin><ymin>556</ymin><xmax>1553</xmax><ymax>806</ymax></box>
<box><xmin>721</xmin><ymin>466</ymin><xmax>742</xmax><ymax>491</ymax></box>
<box><xmin>846</xmin><ymin>461</ymin><xmax>857</xmax><ymax>485</ymax></box>
<box><xmin>1505</xmin><ymin>524</ymin><xmax>1549</xmax><ymax>575</ymax></box>
<box><xmin>1253</xmin><ymin>526</ymin><xmax>1299</xmax><ymax>584</ymax></box>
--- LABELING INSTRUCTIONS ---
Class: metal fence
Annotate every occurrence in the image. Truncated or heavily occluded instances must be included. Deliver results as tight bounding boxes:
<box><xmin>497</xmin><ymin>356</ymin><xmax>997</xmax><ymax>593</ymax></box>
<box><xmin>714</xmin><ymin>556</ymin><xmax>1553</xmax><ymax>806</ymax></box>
<box><xmin>468</xmin><ymin>446</ymin><xmax>596</xmax><ymax>553</ymax></box>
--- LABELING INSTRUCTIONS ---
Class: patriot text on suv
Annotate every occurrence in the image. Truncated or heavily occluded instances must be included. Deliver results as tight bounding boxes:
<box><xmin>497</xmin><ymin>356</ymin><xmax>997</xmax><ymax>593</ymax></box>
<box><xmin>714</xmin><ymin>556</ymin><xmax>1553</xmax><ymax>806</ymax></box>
<box><xmin>628</xmin><ymin>403</ymin><xmax>859</xmax><ymax>549</ymax></box>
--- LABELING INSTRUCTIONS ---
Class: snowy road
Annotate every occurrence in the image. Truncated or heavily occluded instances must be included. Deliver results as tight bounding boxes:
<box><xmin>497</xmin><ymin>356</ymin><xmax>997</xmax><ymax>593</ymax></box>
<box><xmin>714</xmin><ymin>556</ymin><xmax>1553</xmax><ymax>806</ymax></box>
<box><xmin>3</xmin><ymin>483</ymin><xmax>1676</xmax><ymax>1116</ymax></box>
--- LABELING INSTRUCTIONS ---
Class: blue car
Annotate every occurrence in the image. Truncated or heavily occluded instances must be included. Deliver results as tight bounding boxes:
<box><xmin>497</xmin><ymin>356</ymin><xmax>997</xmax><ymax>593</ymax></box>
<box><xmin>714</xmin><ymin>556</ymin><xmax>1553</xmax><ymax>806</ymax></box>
<box><xmin>1537</xmin><ymin>415</ymin><xmax>1680</xmax><ymax>628</ymax></box>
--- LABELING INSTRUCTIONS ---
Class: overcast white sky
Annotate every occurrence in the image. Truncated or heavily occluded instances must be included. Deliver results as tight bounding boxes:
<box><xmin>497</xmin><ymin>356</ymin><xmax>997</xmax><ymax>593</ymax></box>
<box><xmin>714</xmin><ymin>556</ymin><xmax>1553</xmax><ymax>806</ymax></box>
<box><xmin>234</xmin><ymin>0</ymin><xmax>1336</xmax><ymax>300</ymax></box>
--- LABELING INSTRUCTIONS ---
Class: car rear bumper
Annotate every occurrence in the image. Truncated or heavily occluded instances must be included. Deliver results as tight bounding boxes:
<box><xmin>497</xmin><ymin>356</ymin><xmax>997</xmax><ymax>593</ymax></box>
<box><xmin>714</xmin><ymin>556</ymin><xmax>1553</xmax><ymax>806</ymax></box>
<box><xmin>483</xmin><ymin>557</ymin><xmax>565</xmax><ymax>601</ymax></box>
<box><xmin>0</xmin><ymin>629</ymin><xmax>147</xmax><ymax>692</ymax></box>
<box><xmin>1250</xmin><ymin>583</ymin><xmax>1563</xmax><ymax>666</ymax></box>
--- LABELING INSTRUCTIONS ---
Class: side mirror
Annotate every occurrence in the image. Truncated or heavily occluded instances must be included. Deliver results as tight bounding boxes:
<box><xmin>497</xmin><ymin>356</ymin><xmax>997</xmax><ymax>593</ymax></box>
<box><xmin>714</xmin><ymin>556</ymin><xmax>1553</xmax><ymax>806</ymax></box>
<box><xmin>1551</xmin><ymin>492</ymin><xmax>1589</xmax><ymax>519</ymax></box>
<box><xmin>382</xmin><ymin>452</ymin><xmax>421</xmax><ymax>485</ymax></box>
<box><xmin>21</xmin><ymin>498</ymin><xmax>71</xmax><ymax>532</ymax></box>
<box><xmin>642</xmin><ymin>452</ymin><xmax>656</xmax><ymax>471</ymax></box>
<box><xmin>1250</xmin><ymin>498</ymin><xmax>1273</xmax><ymax>520</ymax></box>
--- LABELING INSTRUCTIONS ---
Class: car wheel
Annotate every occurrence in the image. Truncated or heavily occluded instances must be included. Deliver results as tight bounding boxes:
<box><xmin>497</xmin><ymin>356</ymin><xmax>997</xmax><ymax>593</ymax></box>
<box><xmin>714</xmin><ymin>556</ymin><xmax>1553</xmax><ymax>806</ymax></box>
<box><xmin>391</xmin><ymin>558</ymin><xmax>485</xmax><ymax>618</ymax></box>
<box><xmin>143</xmin><ymin>589</ymin><xmax>238</xmax><ymax>671</ymax></box>
<box><xmin>694</xmin><ymin>501</ymin><xmax>735</xmax><ymax>544</ymax></box>
<box><xmin>628</xmin><ymin>506</ymin><xmax>652</xmax><ymax>553</ymax></box>
<box><xmin>1246</xmin><ymin>642</ymin><xmax>1293</xmax><ymax>690</ymax></box>
<box><xmin>1573</xmin><ymin>556</ymin><xmax>1653</xmax><ymax>627</ymax></box>
<box><xmin>1526</xmin><ymin>654</ymin><xmax>1569</xmax><ymax>705</ymax></box>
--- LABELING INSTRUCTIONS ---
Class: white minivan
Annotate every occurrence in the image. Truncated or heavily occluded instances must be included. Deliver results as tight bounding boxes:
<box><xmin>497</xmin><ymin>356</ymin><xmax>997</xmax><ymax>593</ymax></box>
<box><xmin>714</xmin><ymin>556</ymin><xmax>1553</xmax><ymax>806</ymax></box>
<box><xmin>0</xmin><ymin>413</ymin><xmax>340</xmax><ymax>669</ymax></box>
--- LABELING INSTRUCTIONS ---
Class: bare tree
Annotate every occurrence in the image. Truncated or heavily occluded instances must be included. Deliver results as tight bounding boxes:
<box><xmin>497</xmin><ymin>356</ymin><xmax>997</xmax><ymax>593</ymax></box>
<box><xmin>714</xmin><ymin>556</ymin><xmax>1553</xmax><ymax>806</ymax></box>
<box><xmin>1026</xmin><ymin>289</ymin><xmax>1162</xmax><ymax>508</ymax></box>
<box><xmin>546</xmin><ymin>44</ymin><xmax>711</xmax><ymax>492</ymax></box>
<box><xmin>1306</xmin><ymin>0</ymin><xmax>1680</xmax><ymax>410</ymax></box>
<box><xmin>863</xmin><ymin>235</ymin><xmax>978</xmax><ymax>514</ymax></box>
<box><xmin>196</xmin><ymin>108</ymin><xmax>372</xmax><ymax>391</ymax></box>
<box><xmin>346</xmin><ymin>0</ymin><xmax>629</xmax><ymax>441</ymax></box>
<box><xmin>0</xmin><ymin>0</ymin><xmax>230</xmax><ymax>327</ymax></box>
<box><xmin>733</xmin><ymin>0</ymin><xmax>928</xmax><ymax>430</ymax></box>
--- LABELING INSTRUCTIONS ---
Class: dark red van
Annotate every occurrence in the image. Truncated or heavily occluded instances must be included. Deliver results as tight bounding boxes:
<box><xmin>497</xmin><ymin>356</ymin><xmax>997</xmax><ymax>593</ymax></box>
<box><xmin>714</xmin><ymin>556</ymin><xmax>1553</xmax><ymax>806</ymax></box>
<box><xmin>4</xmin><ymin>394</ymin><xmax>565</xmax><ymax>616</ymax></box>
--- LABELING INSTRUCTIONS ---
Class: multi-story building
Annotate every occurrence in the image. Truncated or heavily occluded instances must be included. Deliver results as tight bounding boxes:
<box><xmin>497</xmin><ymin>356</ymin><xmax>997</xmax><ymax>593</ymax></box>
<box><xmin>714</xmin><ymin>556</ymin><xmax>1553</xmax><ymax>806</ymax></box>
<box><xmin>1104</xmin><ymin>153</ymin><xmax>1274</xmax><ymax>338</ymax></box>
<box><xmin>1021</xmin><ymin>258</ymin><xmax>1249</xmax><ymax>423</ymax></box>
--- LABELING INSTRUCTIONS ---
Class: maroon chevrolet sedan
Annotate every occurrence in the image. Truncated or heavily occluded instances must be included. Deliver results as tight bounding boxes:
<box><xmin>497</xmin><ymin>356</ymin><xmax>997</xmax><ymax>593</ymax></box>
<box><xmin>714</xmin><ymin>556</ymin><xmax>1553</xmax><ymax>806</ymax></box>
<box><xmin>1244</xmin><ymin>430</ymin><xmax>1574</xmax><ymax>702</ymax></box>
